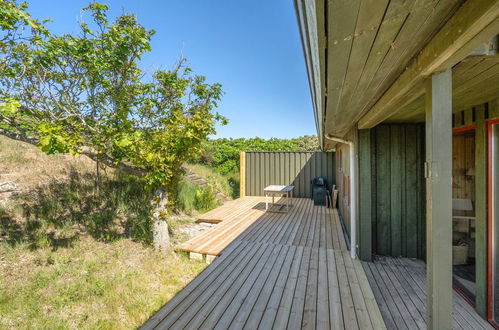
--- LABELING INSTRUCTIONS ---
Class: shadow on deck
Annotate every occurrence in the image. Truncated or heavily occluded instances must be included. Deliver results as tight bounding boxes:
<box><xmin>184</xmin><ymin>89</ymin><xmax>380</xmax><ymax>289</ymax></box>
<box><xmin>142</xmin><ymin>197</ymin><xmax>385</xmax><ymax>329</ymax></box>
<box><xmin>363</xmin><ymin>256</ymin><xmax>492</xmax><ymax>329</ymax></box>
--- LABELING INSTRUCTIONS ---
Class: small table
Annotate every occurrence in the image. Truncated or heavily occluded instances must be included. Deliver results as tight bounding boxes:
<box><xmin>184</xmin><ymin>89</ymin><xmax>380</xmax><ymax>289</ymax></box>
<box><xmin>263</xmin><ymin>185</ymin><xmax>294</xmax><ymax>213</ymax></box>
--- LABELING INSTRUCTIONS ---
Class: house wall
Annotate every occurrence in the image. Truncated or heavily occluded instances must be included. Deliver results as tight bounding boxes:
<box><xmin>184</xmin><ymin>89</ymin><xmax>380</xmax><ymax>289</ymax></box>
<box><xmin>354</xmin><ymin>100</ymin><xmax>498</xmax><ymax>315</ymax></box>
<box><xmin>334</xmin><ymin>127</ymin><xmax>358</xmax><ymax>239</ymax></box>
<box><xmin>358</xmin><ymin>124</ymin><xmax>426</xmax><ymax>260</ymax></box>
<box><xmin>243</xmin><ymin>152</ymin><xmax>335</xmax><ymax>197</ymax></box>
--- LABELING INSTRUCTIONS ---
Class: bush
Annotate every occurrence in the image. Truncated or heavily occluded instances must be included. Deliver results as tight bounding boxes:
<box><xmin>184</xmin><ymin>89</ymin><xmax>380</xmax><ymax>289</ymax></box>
<box><xmin>175</xmin><ymin>179</ymin><xmax>220</xmax><ymax>215</ymax></box>
<box><xmin>194</xmin><ymin>187</ymin><xmax>219</xmax><ymax>212</ymax></box>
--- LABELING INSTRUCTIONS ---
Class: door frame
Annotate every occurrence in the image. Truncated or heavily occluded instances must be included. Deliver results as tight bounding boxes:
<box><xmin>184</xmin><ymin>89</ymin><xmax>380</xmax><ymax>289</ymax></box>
<box><xmin>487</xmin><ymin>118</ymin><xmax>499</xmax><ymax>325</ymax></box>
<box><xmin>452</xmin><ymin>124</ymin><xmax>477</xmax><ymax>307</ymax></box>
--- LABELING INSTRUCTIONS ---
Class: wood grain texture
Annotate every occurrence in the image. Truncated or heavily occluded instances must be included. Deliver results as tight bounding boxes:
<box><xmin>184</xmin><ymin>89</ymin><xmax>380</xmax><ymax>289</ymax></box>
<box><xmin>363</xmin><ymin>256</ymin><xmax>492</xmax><ymax>329</ymax></box>
<box><xmin>144</xmin><ymin>197</ymin><xmax>386</xmax><ymax>329</ymax></box>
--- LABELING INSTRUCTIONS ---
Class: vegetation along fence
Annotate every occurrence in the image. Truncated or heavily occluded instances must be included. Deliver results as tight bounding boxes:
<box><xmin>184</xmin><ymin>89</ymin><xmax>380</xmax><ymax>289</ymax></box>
<box><xmin>240</xmin><ymin>151</ymin><xmax>336</xmax><ymax>198</ymax></box>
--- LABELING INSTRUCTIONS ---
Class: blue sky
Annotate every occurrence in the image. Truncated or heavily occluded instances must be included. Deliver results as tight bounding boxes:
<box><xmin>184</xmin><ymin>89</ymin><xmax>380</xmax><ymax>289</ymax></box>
<box><xmin>26</xmin><ymin>0</ymin><xmax>316</xmax><ymax>139</ymax></box>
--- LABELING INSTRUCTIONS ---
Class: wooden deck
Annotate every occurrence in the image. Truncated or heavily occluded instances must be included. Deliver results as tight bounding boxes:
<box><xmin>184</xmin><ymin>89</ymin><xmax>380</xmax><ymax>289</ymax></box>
<box><xmin>363</xmin><ymin>256</ymin><xmax>492</xmax><ymax>329</ymax></box>
<box><xmin>178</xmin><ymin>197</ymin><xmax>347</xmax><ymax>258</ymax></box>
<box><xmin>144</xmin><ymin>197</ymin><xmax>386</xmax><ymax>329</ymax></box>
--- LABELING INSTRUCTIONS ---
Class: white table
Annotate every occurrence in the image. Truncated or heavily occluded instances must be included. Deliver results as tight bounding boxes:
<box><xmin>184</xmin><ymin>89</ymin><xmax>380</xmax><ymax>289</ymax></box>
<box><xmin>263</xmin><ymin>185</ymin><xmax>294</xmax><ymax>213</ymax></box>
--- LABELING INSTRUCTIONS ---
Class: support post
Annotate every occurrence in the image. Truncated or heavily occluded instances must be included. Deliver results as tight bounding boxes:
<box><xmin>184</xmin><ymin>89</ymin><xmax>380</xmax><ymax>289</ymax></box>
<box><xmin>475</xmin><ymin>105</ymin><xmax>487</xmax><ymax>316</ymax></box>
<box><xmin>425</xmin><ymin>69</ymin><xmax>453</xmax><ymax>329</ymax></box>
<box><xmin>240</xmin><ymin>152</ymin><xmax>246</xmax><ymax>197</ymax></box>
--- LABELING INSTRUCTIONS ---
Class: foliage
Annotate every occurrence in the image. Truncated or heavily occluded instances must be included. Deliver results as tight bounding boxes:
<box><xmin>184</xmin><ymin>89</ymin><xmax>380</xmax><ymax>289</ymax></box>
<box><xmin>175</xmin><ymin>179</ymin><xmax>220</xmax><ymax>215</ymax></box>
<box><xmin>184</xmin><ymin>163</ymin><xmax>234</xmax><ymax>198</ymax></box>
<box><xmin>0</xmin><ymin>1</ymin><xmax>226</xmax><ymax>204</ymax></box>
<box><xmin>0</xmin><ymin>237</ymin><xmax>206</xmax><ymax>329</ymax></box>
<box><xmin>193</xmin><ymin>135</ymin><xmax>320</xmax><ymax>175</ymax></box>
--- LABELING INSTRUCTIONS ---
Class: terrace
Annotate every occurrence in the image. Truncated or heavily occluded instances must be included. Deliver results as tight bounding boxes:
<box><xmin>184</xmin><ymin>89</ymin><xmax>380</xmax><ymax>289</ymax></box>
<box><xmin>143</xmin><ymin>197</ymin><xmax>491</xmax><ymax>329</ymax></box>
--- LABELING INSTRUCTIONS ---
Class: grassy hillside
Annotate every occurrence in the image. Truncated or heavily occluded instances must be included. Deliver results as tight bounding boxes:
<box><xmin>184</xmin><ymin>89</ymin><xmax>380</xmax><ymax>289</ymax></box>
<box><xmin>0</xmin><ymin>136</ymin><xmax>208</xmax><ymax>329</ymax></box>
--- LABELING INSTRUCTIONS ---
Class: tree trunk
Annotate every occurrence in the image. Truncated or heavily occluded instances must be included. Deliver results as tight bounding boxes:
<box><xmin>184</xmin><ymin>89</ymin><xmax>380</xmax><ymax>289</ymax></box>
<box><xmin>151</xmin><ymin>187</ymin><xmax>170</xmax><ymax>250</ymax></box>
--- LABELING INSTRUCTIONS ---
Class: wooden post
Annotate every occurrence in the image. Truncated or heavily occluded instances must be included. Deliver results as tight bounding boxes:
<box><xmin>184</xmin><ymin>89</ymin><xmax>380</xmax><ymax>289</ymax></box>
<box><xmin>358</xmin><ymin>129</ymin><xmax>372</xmax><ymax>261</ymax></box>
<box><xmin>475</xmin><ymin>105</ymin><xmax>487</xmax><ymax>316</ymax></box>
<box><xmin>240</xmin><ymin>152</ymin><xmax>246</xmax><ymax>197</ymax></box>
<box><xmin>425</xmin><ymin>69</ymin><xmax>452</xmax><ymax>330</ymax></box>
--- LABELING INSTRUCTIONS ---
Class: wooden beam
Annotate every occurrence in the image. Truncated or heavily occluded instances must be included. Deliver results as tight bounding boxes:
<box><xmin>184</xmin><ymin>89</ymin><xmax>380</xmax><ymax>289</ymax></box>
<box><xmin>359</xmin><ymin>0</ymin><xmax>499</xmax><ymax>129</ymax></box>
<box><xmin>475</xmin><ymin>105</ymin><xmax>487</xmax><ymax>317</ymax></box>
<box><xmin>425</xmin><ymin>69</ymin><xmax>453</xmax><ymax>329</ymax></box>
<box><xmin>240</xmin><ymin>152</ymin><xmax>246</xmax><ymax>197</ymax></box>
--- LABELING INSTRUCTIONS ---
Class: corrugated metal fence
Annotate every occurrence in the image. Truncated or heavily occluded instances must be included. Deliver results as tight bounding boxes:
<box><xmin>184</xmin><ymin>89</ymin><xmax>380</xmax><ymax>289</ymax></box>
<box><xmin>241</xmin><ymin>152</ymin><xmax>336</xmax><ymax>198</ymax></box>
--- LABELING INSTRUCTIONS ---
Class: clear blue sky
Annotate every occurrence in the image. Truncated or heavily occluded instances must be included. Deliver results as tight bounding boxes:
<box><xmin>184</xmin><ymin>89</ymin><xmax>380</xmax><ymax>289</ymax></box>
<box><xmin>26</xmin><ymin>0</ymin><xmax>316</xmax><ymax>139</ymax></box>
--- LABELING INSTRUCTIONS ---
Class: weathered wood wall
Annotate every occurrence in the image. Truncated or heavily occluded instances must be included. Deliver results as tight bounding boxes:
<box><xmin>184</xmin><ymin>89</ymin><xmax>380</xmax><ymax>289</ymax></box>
<box><xmin>244</xmin><ymin>152</ymin><xmax>335</xmax><ymax>198</ymax></box>
<box><xmin>359</xmin><ymin>124</ymin><xmax>426</xmax><ymax>260</ymax></box>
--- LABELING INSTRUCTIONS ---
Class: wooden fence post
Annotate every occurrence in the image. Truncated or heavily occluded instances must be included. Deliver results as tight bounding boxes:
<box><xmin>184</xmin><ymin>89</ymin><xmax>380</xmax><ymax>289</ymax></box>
<box><xmin>240</xmin><ymin>152</ymin><xmax>246</xmax><ymax>197</ymax></box>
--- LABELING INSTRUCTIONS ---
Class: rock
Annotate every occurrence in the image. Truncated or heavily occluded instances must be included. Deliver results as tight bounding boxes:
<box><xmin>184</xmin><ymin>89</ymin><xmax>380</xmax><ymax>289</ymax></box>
<box><xmin>0</xmin><ymin>181</ymin><xmax>19</xmax><ymax>193</ymax></box>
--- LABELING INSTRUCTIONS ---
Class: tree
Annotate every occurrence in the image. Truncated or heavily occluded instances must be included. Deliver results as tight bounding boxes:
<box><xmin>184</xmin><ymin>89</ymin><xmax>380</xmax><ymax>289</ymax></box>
<box><xmin>0</xmin><ymin>1</ymin><xmax>226</xmax><ymax>248</ymax></box>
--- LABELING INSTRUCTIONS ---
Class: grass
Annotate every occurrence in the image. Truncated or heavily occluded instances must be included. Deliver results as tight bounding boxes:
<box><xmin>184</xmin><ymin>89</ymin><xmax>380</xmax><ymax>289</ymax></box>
<box><xmin>176</xmin><ymin>178</ymin><xmax>220</xmax><ymax>216</ymax></box>
<box><xmin>185</xmin><ymin>163</ymin><xmax>239</xmax><ymax>199</ymax></box>
<box><xmin>1</xmin><ymin>169</ymin><xmax>153</xmax><ymax>248</ymax></box>
<box><xmin>0</xmin><ymin>237</ymin><xmax>206</xmax><ymax>329</ymax></box>
<box><xmin>0</xmin><ymin>136</ymin><xmax>213</xmax><ymax>329</ymax></box>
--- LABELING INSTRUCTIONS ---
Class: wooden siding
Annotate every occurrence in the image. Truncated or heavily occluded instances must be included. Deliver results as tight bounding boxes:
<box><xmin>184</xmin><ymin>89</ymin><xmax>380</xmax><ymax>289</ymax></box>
<box><xmin>359</xmin><ymin>124</ymin><xmax>426</xmax><ymax>259</ymax></box>
<box><xmin>244</xmin><ymin>152</ymin><xmax>335</xmax><ymax>198</ymax></box>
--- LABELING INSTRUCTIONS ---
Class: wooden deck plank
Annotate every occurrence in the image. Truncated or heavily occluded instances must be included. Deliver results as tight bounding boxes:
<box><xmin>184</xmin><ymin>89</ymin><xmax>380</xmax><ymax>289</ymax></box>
<box><xmin>143</xmin><ymin>240</ymin><xmax>248</xmax><ymax>329</ymax></box>
<box><xmin>228</xmin><ymin>244</ymin><xmax>289</xmax><ymax>329</ymax></box>
<box><xmin>213</xmin><ymin>243</ymin><xmax>282</xmax><ymax>328</ymax></box>
<box><xmin>399</xmin><ymin>257</ymin><xmax>491</xmax><ymax>330</ymax></box>
<box><xmin>362</xmin><ymin>262</ymin><xmax>397</xmax><ymax>330</ymax></box>
<box><xmin>342</xmin><ymin>250</ymin><xmax>373</xmax><ymax>329</ymax></box>
<box><xmin>378</xmin><ymin>260</ymin><xmax>426</xmax><ymax>329</ymax></box>
<box><xmin>140</xmin><ymin>240</ymin><xmax>246</xmax><ymax>330</ymax></box>
<box><xmin>144</xmin><ymin>198</ymin><xmax>383</xmax><ymax>330</ymax></box>
<box><xmin>363</xmin><ymin>256</ymin><xmax>493</xmax><ymax>330</ymax></box>
<box><xmin>316</xmin><ymin>248</ymin><xmax>330</xmax><ymax>330</ymax></box>
<box><xmin>182</xmin><ymin>242</ymin><xmax>273</xmax><ymax>329</ymax></box>
<box><xmin>353</xmin><ymin>258</ymin><xmax>386</xmax><ymax>329</ymax></box>
<box><xmin>366</xmin><ymin>262</ymin><xmax>408</xmax><ymax>328</ymax></box>
<box><xmin>160</xmin><ymin>242</ymin><xmax>266</xmax><ymax>329</ymax></box>
<box><xmin>301</xmin><ymin>247</ymin><xmax>319</xmax><ymax>329</ymax></box>
<box><xmin>243</xmin><ymin>245</ymin><xmax>291</xmax><ymax>329</ymax></box>
<box><xmin>335</xmin><ymin>250</ymin><xmax>360</xmax><ymax>330</ymax></box>
<box><xmin>273</xmin><ymin>246</ymin><xmax>304</xmax><ymax>329</ymax></box>
<box><xmin>197</xmin><ymin>244</ymin><xmax>284</xmax><ymax>329</ymax></box>
<box><xmin>287</xmin><ymin>247</ymin><xmax>312</xmax><ymax>330</ymax></box>
<box><xmin>258</xmin><ymin>245</ymin><xmax>298</xmax><ymax>328</ymax></box>
<box><xmin>326</xmin><ymin>249</ymin><xmax>345</xmax><ymax>329</ymax></box>
<box><xmin>372</xmin><ymin>259</ymin><xmax>418</xmax><ymax>329</ymax></box>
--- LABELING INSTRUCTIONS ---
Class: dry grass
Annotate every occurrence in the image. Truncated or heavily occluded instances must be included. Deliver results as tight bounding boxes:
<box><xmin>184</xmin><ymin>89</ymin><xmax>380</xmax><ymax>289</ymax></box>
<box><xmin>0</xmin><ymin>136</ymin><xmax>208</xmax><ymax>329</ymax></box>
<box><xmin>0</xmin><ymin>135</ymin><xmax>97</xmax><ymax>192</ymax></box>
<box><xmin>0</xmin><ymin>237</ymin><xmax>206</xmax><ymax>329</ymax></box>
